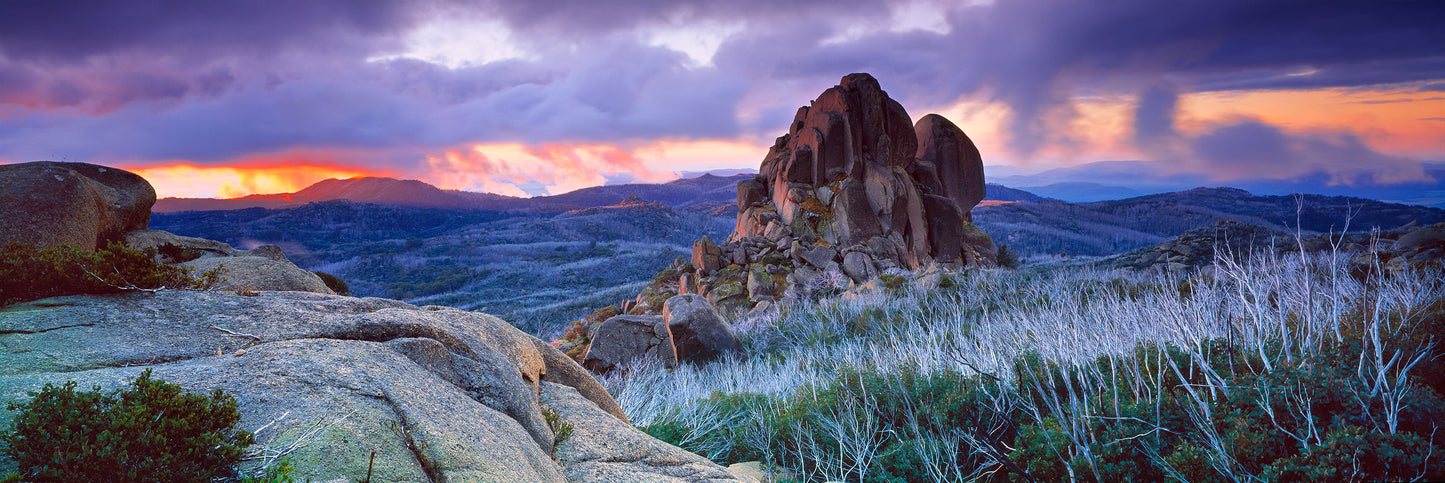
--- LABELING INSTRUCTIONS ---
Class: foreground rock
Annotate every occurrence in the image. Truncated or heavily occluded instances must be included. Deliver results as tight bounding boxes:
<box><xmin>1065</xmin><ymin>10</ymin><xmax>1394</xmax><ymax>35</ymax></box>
<box><xmin>0</xmin><ymin>161</ymin><xmax>156</xmax><ymax>251</ymax></box>
<box><xmin>542</xmin><ymin>382</ymin><xmax>757</xmax><ymax>482</ymax></box>
<box><xmin>0</xmin><ymin>291</ymin><xmax>746</xmax><ymax>482</ymax></box>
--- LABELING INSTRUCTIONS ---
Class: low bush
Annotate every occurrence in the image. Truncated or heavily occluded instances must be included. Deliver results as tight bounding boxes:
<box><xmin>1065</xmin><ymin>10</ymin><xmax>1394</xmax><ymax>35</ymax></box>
<box><xmin>995</xmin><ymin>243</ymin><xmax>1020</xmax><ymax>269</ymax></box>
<box><xmin>0</xmin><ymin>242</ymin><xmax>216</xmax><ymax>307</ymax></box>
<box><xmin>313</xmin><ymin>271</ymin><xmax>350</xmax><ymax>295</ymax></box>
<box><xmin>0</xmin><ymin>369</ymin><xmax>254</xmax><ymax>482</ymax></box>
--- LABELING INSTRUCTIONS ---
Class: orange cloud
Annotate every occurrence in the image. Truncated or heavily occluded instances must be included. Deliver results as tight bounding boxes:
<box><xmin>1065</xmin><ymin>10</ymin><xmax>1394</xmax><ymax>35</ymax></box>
<box><xmin>930</xmin><ymin>85</ymin><xmax>1445</xmax><ymax>172</ymax></box>
<box><xmin>128</xmin><ymin>163</ymin><xmax>388</xmax><ymax>199</ymax></box>
<box><xmin>1178</xmin><ymin>87</ymin><xmax>1445</xmax><ymax>158</ymax></box>
<box><xmin>424</xmin><ymin>140</ymin><xmax>764</xmax><ymax>196</ymax></box>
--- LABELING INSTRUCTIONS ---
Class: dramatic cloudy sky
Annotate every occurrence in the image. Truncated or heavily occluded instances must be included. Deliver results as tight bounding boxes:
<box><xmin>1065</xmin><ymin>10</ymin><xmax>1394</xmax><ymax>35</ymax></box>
<box><xmin>0</xmin><ymin>0</ymin><xmax>1441</xmax><ymax>198</ymax></box>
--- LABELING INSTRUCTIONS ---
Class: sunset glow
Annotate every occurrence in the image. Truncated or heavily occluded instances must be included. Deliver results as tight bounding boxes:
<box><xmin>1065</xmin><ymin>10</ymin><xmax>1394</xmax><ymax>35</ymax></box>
<box><xmin>128</xmin><ymin>164</ymin><xmax>389</xmax><ymax>199</ymax></box>
<box><xmin>0</xmin><ymin>1</ymin><xmax>1440</xmax><ymax>201</ymax></box>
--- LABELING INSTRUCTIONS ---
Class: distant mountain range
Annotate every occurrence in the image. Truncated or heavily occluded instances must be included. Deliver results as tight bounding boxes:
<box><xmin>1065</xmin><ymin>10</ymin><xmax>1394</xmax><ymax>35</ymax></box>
<box><xmin>993</xmin><ymin>160</ymin><xmax>1445</xmax><ymax>207</ymax></box>
<box><xmin>153</xmin><ymin>174</ymin><xmax>750</xmax><ymax>213</ymax></box>
<box><xmin>974</xmin><ymin>187</ymin><xmax>1445</xmax><ymax>256</ymax></box>
<box><xmin>153</xmin><ymin>173</ymin><xmax>1445</xmax><ymax>259</ymax></box>
<box><xmin>147</xmin><ymin>173</ymin><xmax>1445</xmax><ymax>331</ymax></box>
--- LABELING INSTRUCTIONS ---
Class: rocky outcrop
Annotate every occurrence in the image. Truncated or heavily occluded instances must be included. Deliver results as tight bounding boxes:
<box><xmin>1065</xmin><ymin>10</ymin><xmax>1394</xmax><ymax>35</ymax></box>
<box><xmin>914</xmin><ymin>114</ymin><xmax>985</xmax><ymax>222</ymax></box>
<box><xmin>627</xmin><ymin>74</ymin><xmax>996</xmax><ymax>315</ymax></box>
<box><xmin>554</xmin><ymin>74</ymin><xmax>1000</xmax><ymax>366</ymax></box>
<box><xmin>728</xmin><ymin>74</ymin><xmax>993</xmax><ymax>270</ymax></box>
<box><xmin>0</xmin><ymin>161</ymin><xmax>156</xmax><ymax>251</ymax></box>
<box><xmin>181</xmin><ymin>256</ymin><xmax>336</xmax><ymax>295</ymax></box>
<box><xmin>0</xmin><ymin>290</ymin><xmax>746</xmax><ymax>481</ymax></box>
<box><xmin>125</xmin><ymin>229</ymin><xmax>335</xmax><ymax>295</ymax></box>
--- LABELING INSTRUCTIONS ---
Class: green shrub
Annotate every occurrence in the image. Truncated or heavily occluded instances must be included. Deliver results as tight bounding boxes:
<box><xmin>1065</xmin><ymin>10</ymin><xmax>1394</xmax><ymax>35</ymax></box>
<box><xmin>543</xmin><ymin>407</ymin><xmax>574</xmax><ymax>447</ymax></box>
<box><xmin>313</xmin><ymin>271</ymin><xmax>350</xmax><ymax>295</ymax></box>
<box><xmin>995</xmin><ymin>244</ymin><xmax>1020</xmax><ymax>269</ymax></box>
<box><xmin>0</xmin><ymin>242</ymin><xmax>215</xmax><ymax>307</ymax></box>
<box><xmin>0</xmin><ymin>369</ymin><xmax>254</xmax><ymax>482</ymax></box>
<box><xmin>241</xmin><ymin>457</ymin><xmax>295</xmax><ymax>483</ymax></box>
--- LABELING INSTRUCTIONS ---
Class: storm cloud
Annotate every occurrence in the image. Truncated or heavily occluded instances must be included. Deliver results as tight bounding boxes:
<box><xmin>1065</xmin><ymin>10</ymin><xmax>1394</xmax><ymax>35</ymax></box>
<box><xmin>0</xmin><ymin>0</ymin><xmax>1440</xmax><ymax>189</ymax></box>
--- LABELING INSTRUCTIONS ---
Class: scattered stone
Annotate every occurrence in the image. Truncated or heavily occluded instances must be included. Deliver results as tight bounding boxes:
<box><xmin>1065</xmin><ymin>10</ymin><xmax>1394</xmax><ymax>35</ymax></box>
<box><xmin>582</xmin><ymin>315</ymin><xmax>675</xmax><ymax>373</ymax></box>
<box><xmin>692</xmin><ymin>236</ymin><xmax>723</xmax><ymax>276</ymax></box>
<box><xmin>798</xmin><ymin>245</ymin><xmax>839</xmax><ymax>269</ymax></box>
<box><xmin>662</xmin><ymin>294</ymin><xmax>740</xmax><ymax>364</ymax></box>
<box><xmin>747</xmin><ymin>265</ymin><xmax>777</xmax><ymax>300</ymax></box>
<box><xmin>842</xmin><ymin>251</ymin><xmax>878</xmax><ymax>283</ymax></box>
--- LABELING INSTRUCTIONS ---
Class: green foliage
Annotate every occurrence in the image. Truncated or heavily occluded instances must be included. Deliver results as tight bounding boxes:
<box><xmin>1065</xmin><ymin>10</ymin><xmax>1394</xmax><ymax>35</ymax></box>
<box><xmin>995</xmin><ymin>243</ymin><xmax>1020</xmax><ymax>269</ymax></box>
<box><xmin>313</xmin><ymin>270</ymin><xmax>350</xmax><ymax>295</ymax></box>
<box><xmin>0</xmin><ymin>241</ymin><xmax>215</xmax><ymax>307</ymax></box>
<box><xmin>241</xmin><ymin>457</ymin><xmax>295</xmax><ymax>483</ymax></box>
<box><xmin>0</xmin><ymin>369</ymin><xmax>254</xmax><ymax>483</ymax></box>
<box><xmin>1261</xmin><ymin>426</ymin><xmax>1438</xmax><ymax>481</ymax></box>
<box><xmin>543</xmin><ymin>407</ymin><xmax>574</xmax><ymax>447</ymax></box>
<box><xmin>878</xmin><ymin>273</ymin><xmax>907</xmax><ymax>292</ymax></box>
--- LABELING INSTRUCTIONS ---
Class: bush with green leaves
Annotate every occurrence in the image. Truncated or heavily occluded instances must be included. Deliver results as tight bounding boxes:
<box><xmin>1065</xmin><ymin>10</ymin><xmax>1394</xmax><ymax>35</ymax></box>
<box><xmin>313</xmin><ymin>270</ymin><xmax>350</xmax><ymax>295</ymax></box>
<box><xmin>0</xmin><ymin>241</ymin><xmax>215</xmax><ymax>307</ymax></box>
<box><xmin>0</xmin><ymin>369</ymin><xmax>254</xmax><ymax>482</ymax></box>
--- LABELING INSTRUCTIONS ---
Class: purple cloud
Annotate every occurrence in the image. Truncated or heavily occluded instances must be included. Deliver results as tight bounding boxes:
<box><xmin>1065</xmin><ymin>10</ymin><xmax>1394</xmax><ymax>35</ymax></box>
<box><xmin>0</xmin><ymin>0</ymin><xmax>1438</xmax><ymax>185</ymax></box>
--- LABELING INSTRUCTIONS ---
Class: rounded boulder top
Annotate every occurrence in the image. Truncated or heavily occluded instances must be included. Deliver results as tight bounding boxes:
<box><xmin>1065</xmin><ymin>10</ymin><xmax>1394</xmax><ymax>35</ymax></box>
<box><xmin>0</xmin><ymin>161</ymin><xmax>157</xmax><ymax>251</ymax></box>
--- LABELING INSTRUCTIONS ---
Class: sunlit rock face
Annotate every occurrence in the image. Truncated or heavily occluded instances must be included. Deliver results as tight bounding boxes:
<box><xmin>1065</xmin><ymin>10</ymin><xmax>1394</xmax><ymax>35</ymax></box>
<box><xmin>595</xmin><ymin>74</ymin><xmax>999</xmax><ymax>319</ymax></box>
<box><xmin>730</xmin><ymin>73</ymin><xmax>995</xmax><ymax>278</ymax></box>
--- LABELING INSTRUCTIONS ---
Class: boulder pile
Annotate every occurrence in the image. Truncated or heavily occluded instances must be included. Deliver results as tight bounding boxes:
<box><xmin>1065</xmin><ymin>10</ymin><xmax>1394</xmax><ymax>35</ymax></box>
<box><xmin>635</xmin><ymin>74</ymin><xmax>997</xmax><ymax>315</ymax></box>
<box><xmin>579</xmin><ymin>294</ymin><xmax>741</xmax><ymax>373</ymax></box>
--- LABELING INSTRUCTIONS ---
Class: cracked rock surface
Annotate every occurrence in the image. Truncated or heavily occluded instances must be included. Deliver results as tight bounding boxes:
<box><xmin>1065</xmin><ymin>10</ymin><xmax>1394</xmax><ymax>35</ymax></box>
<box><xmin>541</xmin><ymin>382</ymin><xmax>757</xmax><ymax>482</ymax></box>
<box><xmin>0</xmin><ymin>290</ymin><xmax>747</xmax><ymax>482</ymax></box>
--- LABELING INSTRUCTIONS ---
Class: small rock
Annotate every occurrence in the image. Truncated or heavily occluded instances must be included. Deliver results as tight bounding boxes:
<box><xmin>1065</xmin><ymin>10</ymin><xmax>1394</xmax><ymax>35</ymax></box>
<box><xmin>582</xmin><ymin>315</ymin><xmax>676</xmax><ymax>373</ymax></box>
<box><xmin>662</xmin><ymin>295</ymin><xmax>740</xmax><ymax>364</ymax></box>
<box><xmin>841</xmin><ymin>251</ymin><xmax>877</xmax><ymax>283</ymax></box>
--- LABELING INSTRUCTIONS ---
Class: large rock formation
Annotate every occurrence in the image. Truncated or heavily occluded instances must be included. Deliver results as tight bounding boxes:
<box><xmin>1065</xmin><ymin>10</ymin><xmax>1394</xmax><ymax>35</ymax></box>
<box><xmin>610</xmin><ymin>74</ymin><xmax>997</xmax><ymax>317</ymax></box>
<box><xmin>0</xmin><ymin>162</ymin><xmax>333</xmax><ymax>295</ymax></box>
<box><xmin>729</xmin><ymin>74</ymin><xmax>994</xmax><ymax>270</ymax></box>
<box><xmin>0</xmin><ymin>291</ymin><xmax>751</xmax><ymax>482</ymax></box>
<box><xmin>0</xmin><ymin>161</ymin><xmax>156</xmax><ymax>251</ymax></box>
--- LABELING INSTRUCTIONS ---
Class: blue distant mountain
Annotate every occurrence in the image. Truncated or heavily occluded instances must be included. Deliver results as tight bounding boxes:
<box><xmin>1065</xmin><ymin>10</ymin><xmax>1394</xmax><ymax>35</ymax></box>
<box><xmin>992</xmin><ymin>160</ymin><xmax>1445</xmax><ymax>207</ymax></box>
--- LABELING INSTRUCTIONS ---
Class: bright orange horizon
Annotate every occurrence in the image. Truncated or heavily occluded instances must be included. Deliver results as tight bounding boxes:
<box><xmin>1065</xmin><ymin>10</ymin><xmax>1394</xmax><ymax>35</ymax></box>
<box><xmin>115</xmin><ymin>85</ymin><xmax>1443</xmax><ymax>200</ymax></box>
<box><xmin>2</xmin><ymin>1</ymin><xmax>1440</xmax><ymax>201</ymax></box>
